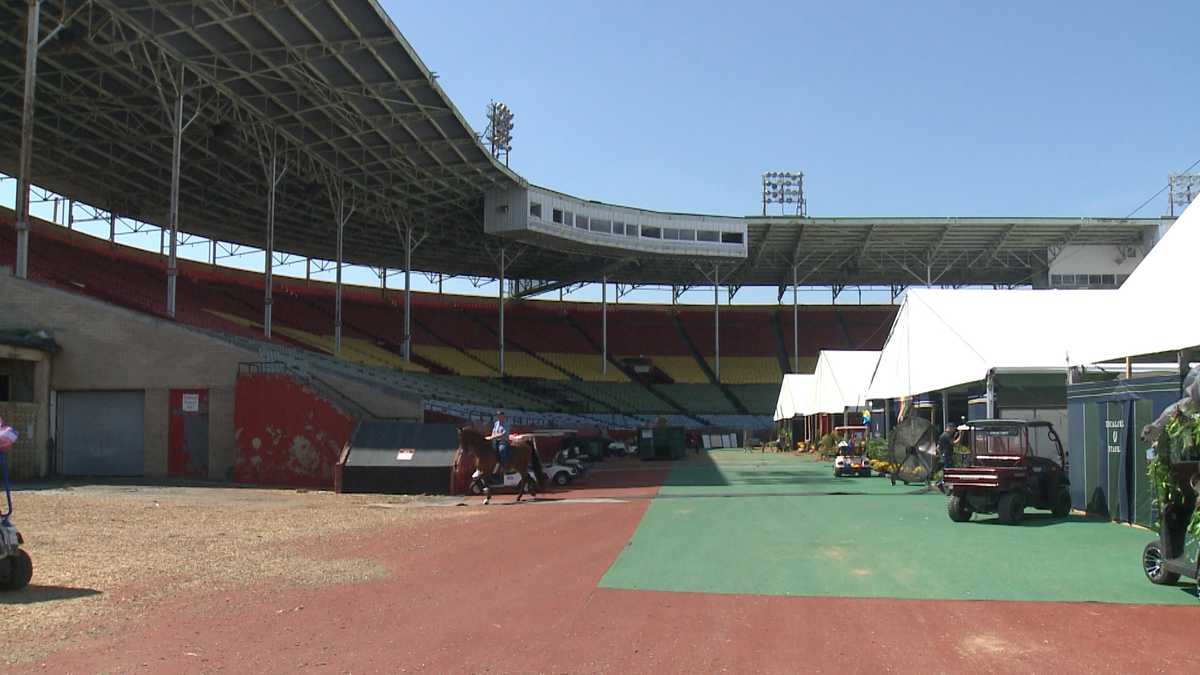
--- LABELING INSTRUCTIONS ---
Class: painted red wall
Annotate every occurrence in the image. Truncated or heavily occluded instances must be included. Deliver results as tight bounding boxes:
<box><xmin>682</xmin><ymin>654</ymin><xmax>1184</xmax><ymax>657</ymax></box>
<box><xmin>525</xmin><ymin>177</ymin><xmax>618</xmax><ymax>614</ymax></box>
<box><xmin>234</xmin><ymin>373</ymin><xmax>355</xmax><ymax>488</ymax></box>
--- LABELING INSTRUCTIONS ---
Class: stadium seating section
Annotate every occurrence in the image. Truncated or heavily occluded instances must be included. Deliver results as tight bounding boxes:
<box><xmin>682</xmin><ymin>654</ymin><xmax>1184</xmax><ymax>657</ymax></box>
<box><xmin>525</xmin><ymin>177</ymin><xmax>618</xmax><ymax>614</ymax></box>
<box><xmin>0</xmin><ymin>213</ymin><xmax>897</xmax><ymax>426</ymax></box>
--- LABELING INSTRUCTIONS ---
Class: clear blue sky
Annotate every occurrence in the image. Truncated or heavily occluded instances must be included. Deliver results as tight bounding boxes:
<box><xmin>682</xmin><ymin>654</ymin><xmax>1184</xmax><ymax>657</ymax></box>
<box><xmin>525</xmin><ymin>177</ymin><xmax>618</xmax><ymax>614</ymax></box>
<box><xmin>389</xmin><ymin>0</ymin><xmax>1198</xmax><ymax>218</ymax></box>
<box><xmin>7</xmin><ymin>2</ymin><xmax>1198</xmax><ymax>305</ymax></box>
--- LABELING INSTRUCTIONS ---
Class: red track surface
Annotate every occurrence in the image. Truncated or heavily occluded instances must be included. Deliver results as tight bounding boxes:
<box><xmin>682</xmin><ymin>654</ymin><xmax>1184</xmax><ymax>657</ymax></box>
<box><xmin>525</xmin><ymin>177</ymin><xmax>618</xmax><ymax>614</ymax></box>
<box><xmin>31</xmin><ymin>462</ymin><xmax>1200</xmax><ymax>674</ymax></box>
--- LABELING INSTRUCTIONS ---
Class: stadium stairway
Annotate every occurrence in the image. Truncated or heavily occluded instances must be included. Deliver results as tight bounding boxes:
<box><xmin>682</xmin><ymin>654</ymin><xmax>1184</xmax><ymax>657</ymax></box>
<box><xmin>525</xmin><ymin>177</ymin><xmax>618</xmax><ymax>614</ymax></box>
<box><xmin>561</xmin><ymin>312</ymin><xmax>709</xmax><ymax>424</ymax></box>
<box><xmin>672</xmin><ymin>314</ymin><xmax>749</xmax><ymax>414</ymax></box>
<box><xmin>772</xmin><ymin>310</ymin><xmax>792</xmax><ymax>374</ymax></box>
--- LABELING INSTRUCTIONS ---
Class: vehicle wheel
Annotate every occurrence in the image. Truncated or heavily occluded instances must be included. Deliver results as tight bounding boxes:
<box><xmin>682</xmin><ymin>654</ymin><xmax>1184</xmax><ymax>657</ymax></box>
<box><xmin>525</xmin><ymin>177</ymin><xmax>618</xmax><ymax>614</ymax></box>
<box><xmin>1142</xmin><ymin>541</ymin><xmax>1180</xmax><ymax>585</ymax></box>
<box><xmin>1051</xmin><ymin>487</ymin><xmax>1072</xmax><ymax>518</ymax></box>
<box><xmin>833</xmin><ymin>468</ymin><xmax>841</xmax><ymax>478</ymax></box>
<box><xmin>0</xmin><ymin>550</ymin><xmax>32</xmax><ymax>591</ymax></box>
<box><xmin>997</xmin><ymin>492</ymin><xmax>1024</xmax><ymax>524</ymax></box>
<box><xmin>553</xmin><ymin>471</ymin><xmax>570</xmax><ymax>486</ymax></box>
<box><xmin>469</xmin><ymin>481</ymin><xmax>483</xmax><ymax>496</ymax></box>
<box><xmin>947</xmin><ymin>494</ymin><xmax>972</xmax><ymax>522</ymax></box>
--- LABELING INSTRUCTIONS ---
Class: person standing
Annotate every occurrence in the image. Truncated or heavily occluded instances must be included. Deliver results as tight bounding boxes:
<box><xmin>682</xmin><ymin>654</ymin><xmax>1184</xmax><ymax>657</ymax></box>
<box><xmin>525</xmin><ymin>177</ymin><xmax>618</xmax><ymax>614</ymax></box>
<box><xmin>486</xmin><ymin>410</ymin><xmax>509</xmax><ymax>474</ymax></box>
<box><xmin>936</xmin><ymin>423</ymin><xmax>963</xmax><ymax>491</ymax></box>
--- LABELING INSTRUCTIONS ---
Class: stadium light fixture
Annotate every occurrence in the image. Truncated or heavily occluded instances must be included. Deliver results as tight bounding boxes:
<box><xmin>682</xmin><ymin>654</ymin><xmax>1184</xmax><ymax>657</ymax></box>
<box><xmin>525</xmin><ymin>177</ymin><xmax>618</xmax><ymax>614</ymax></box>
<box><xmin>485</xmin><ymin>100</ymin><xmax>514</xmax><ymax>167</ymax></box>
<box><xmin>1168</xmin><ymin>172</ymin><xmax>1200</xmax><ymax>217</ymax></box>
<box><xmin>762</xmin><ymin>171</ymin><xmax>806</xmax><ymax>216</ymax></box>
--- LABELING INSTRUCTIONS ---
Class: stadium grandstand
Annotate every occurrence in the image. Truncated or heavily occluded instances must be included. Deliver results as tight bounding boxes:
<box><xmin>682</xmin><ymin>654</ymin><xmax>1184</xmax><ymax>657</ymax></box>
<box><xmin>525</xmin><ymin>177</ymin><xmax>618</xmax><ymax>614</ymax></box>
<box><xmin>0</xmin><ymin>0</ymin><xmax>1173</xmax><ymax>483</ymax></box>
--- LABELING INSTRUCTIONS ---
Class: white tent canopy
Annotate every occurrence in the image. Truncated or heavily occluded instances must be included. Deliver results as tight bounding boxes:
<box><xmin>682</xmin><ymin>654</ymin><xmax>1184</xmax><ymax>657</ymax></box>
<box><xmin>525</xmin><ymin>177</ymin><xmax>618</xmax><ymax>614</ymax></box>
<box><xmin>867</xmin><ymin>288</ymin><xmax>1113</xmax><ymax>400</ymax></box>
<box><xmin>811</xmin><ymin>350</ymin><xmax>881</xmax><ymax>414</ymax></box>
<box><xmin>773</xmin><ymin>374</ymin><xmax>815</xmax><ymax>421</ymax></box>
<box><xmin>1068</xmin><ymin>200</ymin><xmax>1200</xmax><ymax>364</ymax></box>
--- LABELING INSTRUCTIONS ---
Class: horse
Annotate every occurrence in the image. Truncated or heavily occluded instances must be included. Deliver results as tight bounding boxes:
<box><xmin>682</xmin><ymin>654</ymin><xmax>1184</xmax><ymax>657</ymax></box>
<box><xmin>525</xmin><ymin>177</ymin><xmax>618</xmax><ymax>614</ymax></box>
<box><xmin>458</xmin><ymin>426</ymin><xmax>546</xmax><ymax>505</ymax></box>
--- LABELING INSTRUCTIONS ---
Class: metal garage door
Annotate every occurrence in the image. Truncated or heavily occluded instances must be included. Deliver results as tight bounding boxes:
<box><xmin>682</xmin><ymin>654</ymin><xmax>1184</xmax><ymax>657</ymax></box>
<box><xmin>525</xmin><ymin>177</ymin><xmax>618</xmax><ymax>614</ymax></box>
<box><xmin>57</xmin><ymin>391</ymin><xmax>145</xmax><ymax>476</ymax></box>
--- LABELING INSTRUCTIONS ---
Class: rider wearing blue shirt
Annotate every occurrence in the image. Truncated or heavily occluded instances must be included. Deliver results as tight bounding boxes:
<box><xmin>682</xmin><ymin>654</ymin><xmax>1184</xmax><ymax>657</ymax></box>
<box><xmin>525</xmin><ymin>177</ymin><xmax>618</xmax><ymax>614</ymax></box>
<box><xmin>486</xmin><ymin>410</ymin><xmax>509</xmax><ymax>473</ymax></box>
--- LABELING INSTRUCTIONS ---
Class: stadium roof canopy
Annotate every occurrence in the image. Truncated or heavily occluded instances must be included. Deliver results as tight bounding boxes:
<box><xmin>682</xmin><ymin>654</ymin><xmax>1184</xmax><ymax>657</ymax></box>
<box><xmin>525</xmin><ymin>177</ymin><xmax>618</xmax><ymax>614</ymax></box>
<box><xmin>0</xmin><ymin>1</ymin><xmax>1172</xmax><ymax>291</ymax></box>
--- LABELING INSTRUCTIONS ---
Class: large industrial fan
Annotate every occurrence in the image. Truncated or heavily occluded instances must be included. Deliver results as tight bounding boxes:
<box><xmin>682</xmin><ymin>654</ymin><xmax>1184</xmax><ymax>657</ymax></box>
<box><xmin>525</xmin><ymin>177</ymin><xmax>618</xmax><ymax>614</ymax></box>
<box><xmin>888</xmin><ymin>416</ymin><xmax>937</xmax><ymax>485</ymax></box>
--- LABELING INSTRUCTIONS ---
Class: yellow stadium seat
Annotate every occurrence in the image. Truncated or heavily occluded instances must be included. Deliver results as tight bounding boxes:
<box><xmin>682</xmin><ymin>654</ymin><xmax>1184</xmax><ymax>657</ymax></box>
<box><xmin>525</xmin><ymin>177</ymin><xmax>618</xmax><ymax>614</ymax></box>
<box><xmin>705</xmin><ymin>356</ymin><xmax>782</xmax><ymax>384</ymax></box>
<box><xmin>414</xmin><ymin>345</ymin><xmax>497</xmax><ymax>377</ymax></box>
<box><xmin>467</xmin><ymin>350</ymin><xmax>567</xmax><ymax>380</ymax></box>
<box><xmin>542</xmin><ymin>352</ymin><xmax>630</xmax><ymax>382</ymax></box>
<box><xmin>648</xmin><ymin>355</ymin><xmax>709</xmax><ymax>384</ymax></box>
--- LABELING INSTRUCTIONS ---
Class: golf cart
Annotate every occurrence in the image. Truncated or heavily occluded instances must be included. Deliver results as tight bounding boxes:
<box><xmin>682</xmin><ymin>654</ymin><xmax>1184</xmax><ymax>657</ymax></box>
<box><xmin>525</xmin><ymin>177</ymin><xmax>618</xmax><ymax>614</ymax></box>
<box><xmin>0</xmin><ymin>425</ymin><xmax>31</xmax><ymax>591</ymax></box>
<box><xmin>944</xmin><ymin>419</ymin><xmax>1071</xmax><ymax>524</ymax></box>
<box><xmin>1142</xmin><ymin>461</ymin><xmax>1199</xmax><ymax>586</ymax></box>
<box><xmin>832</xmin><ymin>426</ymin><xmax>871</xmax><ymax>477</ymax></box>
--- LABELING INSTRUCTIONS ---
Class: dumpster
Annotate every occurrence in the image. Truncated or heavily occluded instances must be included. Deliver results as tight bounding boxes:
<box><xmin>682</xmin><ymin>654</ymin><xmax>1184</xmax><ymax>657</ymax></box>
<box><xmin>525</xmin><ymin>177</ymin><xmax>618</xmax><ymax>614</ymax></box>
<box><xmin>639</xmin><ymin>426</ymin><xmax>686</xmax><ymax>460</ymax></box>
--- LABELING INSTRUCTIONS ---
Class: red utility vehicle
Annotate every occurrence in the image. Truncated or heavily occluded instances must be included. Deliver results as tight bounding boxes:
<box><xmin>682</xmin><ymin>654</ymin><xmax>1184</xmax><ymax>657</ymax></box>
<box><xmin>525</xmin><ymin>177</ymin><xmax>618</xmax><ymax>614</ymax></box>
<box><xmin>944</xmin><ymin>419</ymin><xmax>1072</xmax><ymax>525</ymax></box>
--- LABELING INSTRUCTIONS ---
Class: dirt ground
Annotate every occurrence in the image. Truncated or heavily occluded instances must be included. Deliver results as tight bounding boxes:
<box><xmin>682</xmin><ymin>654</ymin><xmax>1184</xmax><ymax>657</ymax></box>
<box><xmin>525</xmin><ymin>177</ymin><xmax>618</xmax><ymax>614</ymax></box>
<box><xmin>4</xmin><ymin>458</ymin><xmax>1199</xmax><ymax>673</ymax></box>
<box><xmin>0</xmin><ymin>484</ymin><xmax>475</xmax><ymax>665</ymax></box>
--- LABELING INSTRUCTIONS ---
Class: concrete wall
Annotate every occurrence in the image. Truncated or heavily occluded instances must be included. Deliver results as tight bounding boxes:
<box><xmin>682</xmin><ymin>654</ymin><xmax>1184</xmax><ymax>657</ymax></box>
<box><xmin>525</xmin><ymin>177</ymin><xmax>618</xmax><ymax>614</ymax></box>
<box><xmin>0</xmin><ymin>275</ymin><xmax>253</xmax><ymax>479</ymax></box>
<box><xmin>0</xmin><ymin>344</ymin><xmax>51</xmax><ymax>477</ymax></box>
<box><xmin>1048</xmin><ymin>244</ymin><xmax>1142</xmax><ymax>284</ymax></box>
<box><xmin>0</xmin><ymin>275</ymin><xmax>421</xmax><ymax>480</ymax></box>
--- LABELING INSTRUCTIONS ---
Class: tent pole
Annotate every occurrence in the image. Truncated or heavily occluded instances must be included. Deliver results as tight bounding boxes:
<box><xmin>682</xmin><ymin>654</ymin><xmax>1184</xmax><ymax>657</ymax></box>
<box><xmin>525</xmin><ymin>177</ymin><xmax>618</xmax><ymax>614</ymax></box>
<box><xmin>941</xmin><ymin>390</ymin><xmax>950</xmax><ymax>427</ymax></box>
<box><xmin>985</xmin><ymin>369</ymin><xmax>996</xmax><ymax>418</ymax></box>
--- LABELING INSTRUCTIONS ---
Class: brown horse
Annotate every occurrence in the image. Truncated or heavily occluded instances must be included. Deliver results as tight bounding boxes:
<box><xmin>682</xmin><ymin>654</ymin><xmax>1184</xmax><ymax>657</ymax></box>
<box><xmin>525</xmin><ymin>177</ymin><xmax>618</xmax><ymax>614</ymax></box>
<box><xmin>458</xmin><ymin>427</ymin><xmax>546</xmax><ymax>504</ymax></box>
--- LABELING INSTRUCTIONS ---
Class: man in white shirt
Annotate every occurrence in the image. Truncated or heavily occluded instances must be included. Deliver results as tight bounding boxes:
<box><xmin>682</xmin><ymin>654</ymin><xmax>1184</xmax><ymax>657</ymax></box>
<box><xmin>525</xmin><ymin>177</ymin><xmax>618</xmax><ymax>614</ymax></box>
<box><xmin>486</xmin><ymin>410</ymin><xmax>509</xmax><ymax>474</ymax></box>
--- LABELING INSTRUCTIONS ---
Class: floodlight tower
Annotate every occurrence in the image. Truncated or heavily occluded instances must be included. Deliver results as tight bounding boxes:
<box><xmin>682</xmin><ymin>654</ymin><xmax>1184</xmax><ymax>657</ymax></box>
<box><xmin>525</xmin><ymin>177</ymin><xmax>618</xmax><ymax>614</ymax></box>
<box><xmin>762</xmin><ymin>171</ymin><xmax>807</xmax><ymax>216</ymax></box>
<box><xmin>485</xmin><ymin>100</ymin><xmax>514</xmax><ymax>166</ymax></box>
<box><xmin>1168</xmin><ymin>173</ymin><xmax>1200</xmax><ymax>217</ymax></box>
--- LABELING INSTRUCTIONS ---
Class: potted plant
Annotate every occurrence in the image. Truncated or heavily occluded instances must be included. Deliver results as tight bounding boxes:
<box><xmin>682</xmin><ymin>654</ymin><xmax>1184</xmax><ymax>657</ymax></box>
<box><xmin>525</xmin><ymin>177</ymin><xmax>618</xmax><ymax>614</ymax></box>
<box><xmin>1147</xmin><ymin>409</ymin><xmax>1200</xmax><ymax>535</ymax></box>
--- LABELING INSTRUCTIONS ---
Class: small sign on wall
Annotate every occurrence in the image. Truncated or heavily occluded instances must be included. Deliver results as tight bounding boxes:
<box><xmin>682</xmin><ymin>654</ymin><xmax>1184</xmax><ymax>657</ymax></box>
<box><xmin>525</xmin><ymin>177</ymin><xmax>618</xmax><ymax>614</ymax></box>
<box><xmin>396</xmin><ymin>449</ymin><xmax>414</xmax><ymax>461</ymax></box>
<box><xmin>181</xmin><ymin>393</ymin><xmax>200</xmax><ymax>413</ymax></box>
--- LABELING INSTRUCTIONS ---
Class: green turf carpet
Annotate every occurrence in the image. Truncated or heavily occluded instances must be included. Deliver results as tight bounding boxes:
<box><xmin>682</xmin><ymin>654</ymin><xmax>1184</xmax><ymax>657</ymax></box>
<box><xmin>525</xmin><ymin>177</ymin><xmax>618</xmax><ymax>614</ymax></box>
<box><xmin>601</xmin><ymin>450</ymin><xmax>1197</xmax><ymax>605</ymax></box>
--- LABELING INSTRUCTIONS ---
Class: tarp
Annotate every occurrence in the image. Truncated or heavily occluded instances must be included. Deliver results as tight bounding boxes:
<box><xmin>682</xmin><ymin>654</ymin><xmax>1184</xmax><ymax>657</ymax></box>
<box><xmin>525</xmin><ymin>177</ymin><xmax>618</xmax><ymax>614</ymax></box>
<box><xmin>811</xmin><ymin>351</ymin><xmax>881</xmax><ymax>414</ymax></box>
<box><xmin>773</xmin><ymin>374</ymin><xmax>815</xmax><ymax>421</ymax></box>
<box><xmin>1068</xmin><ymin>200</ymin><xmax>1200</xmax><ymax>363</ymax></box>
<box><xmin>866</xmin><ymin>288</ymin><xmax>1113</xmax><ymax>399</ymax></box>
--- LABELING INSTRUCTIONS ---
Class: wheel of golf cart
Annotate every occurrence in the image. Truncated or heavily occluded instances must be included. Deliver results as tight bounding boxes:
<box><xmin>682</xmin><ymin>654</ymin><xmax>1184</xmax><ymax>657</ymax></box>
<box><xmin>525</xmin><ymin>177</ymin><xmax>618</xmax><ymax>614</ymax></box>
<box><xmin>997</xmin><ymin>492</ymin><xmax>1024</xmax><ymax>525</ymax></box>
<box><xmin>1051</xmin><ymin>487</ymin><xmax>1072</xmax><ymax>518</ymax></box>
<box><xmin>0</xmin><ymin>550</ymin><xmax>32</xmax><ymax>591</ymax></box>
<box><xmin>554</xmin><ymin>471</ymin><xmax>570</xmax><ymax>486</ymax></box>
<box><xmin>947</xmin><ymin>494</ymin><xmax>972</xmax><ymax>522</ymax></box>
<box><xmin>833</xmin><ymin>468</ymin><xmax>841</xmax><ymax>478</ymax></box>
<box><xmin>469</xmin><ymin>481</ymin><xmax>483</xmax><ymax>496</ymax></box>
<box><xmin>1142</xmin><ymin>541</ymin><xmax>1180</xmax><ymax>585</ymax></box>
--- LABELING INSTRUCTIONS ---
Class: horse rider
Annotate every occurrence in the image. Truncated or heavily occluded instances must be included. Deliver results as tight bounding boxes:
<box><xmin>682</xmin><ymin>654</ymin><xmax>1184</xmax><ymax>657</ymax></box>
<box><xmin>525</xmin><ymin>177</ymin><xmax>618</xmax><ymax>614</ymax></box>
<box><xmin>486</xmin><ymin>410</ymin><xmax>509</xmax><ymax>474</ymax></box>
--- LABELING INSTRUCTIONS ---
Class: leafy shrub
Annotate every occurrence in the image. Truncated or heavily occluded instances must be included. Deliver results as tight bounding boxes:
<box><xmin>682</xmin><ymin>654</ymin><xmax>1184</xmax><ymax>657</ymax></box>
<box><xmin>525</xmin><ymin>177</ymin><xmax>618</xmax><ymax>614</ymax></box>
<box><xmin>866</xmin><ymin>438</ymin><xmax>889</xmax><ymax>461</ymax></box>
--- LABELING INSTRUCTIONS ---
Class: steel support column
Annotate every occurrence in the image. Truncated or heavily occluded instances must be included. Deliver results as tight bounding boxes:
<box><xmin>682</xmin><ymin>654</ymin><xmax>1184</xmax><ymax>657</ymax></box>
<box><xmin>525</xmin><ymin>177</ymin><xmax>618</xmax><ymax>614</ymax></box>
<box><xmin>13</xmin><ymin>0</ymin><xmax>42</xmax><ymax>279</ymax></box>
<box><xmin>165</xmin><ymin>85</ymin><xmax>183</xmax><ymax>318</ymax></box>
<box><xmin>714</xmin><ymin>264</ymin><xmax>720</xmax><ymax>382</ymax></box>
<box><xmin>327</xmin><ymin>181</ymin><xmax>355</xmax><ymax>357</ymax></box>
<box><xmin>109</xmin><ymin>211</ymin><xmax>116</xmax><ymax>244</ymax></box>
<box><xmin>498</xmin><ymin>247</ymin><xmax>506</xmax><ymax>377</ymax></box>
<box><xmin>394</xmin><ymin>221</ymin><xmax>426</xmax><ymax>363</ymax></box>
<box><xmin>941</xmin><ymin>390</ymin><xmax>950</xmax><ymax>427</ymax></box>
<box><xmin>258</xmin><ymin>133</ymin><xmax>286</xmax><ymax>339</ymax></box>
<box><xmin>792</xmin><ymin>264</ymin><xmax>799</xmax><ymax>373</ymax></box>
<box><xmin>601</xmin><ymin>275</ymin><xmax>608</xmax><ymax>375</ymax></box>
<box><xmin>404</xmin><ymin>244</ymin><xmax>412</xmax><ymax>361</ymax></box>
